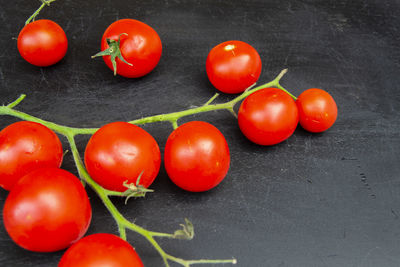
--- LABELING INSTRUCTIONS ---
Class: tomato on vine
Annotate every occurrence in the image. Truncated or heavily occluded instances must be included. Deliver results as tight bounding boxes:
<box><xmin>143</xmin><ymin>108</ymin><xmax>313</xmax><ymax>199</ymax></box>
<box><xmin>92</xmin><ymin>19</ymin><xmax>162</xmax><ymax>78</ymax></box>
<box><xmin>2</xmin><ymin>167</ymin><xmax>92</xmax><ymax>252</ymax></box>
<box><xmin>84</xmin><ymin>122</ymin><xmax>161</xmax><ymax>192</ymax></box>
<box><xmin>238</xmin><ymin>87</ymin><xmax>299</xmax><ymax>145</ymax></box>
<box><xmin>206</xmin><ymin>40</ymin><xmax>262</xmax><ymax>94</ymax></box>
<box><xmin>164</xmin><ymin>121</ymin><xmax>230</xmax><ymax>192</ymax></box>
<box><xmin>0</xmin><ymin>121</ymin><xmax>63</xmax><ymax>190</ymax></box>
<box><xmin>296</xmin><ymin>88</ymin><xmax>338</xmax><ymax>133</ymax></box>
<box><xmin>17</xmin><ymin>19</ymin><xmax>68</xmax><ymax>67</ymax></box>
<box><xmin>58</xmin><ymin>233</ymin><xmax>144</xmax><ymax>267</ymax></box>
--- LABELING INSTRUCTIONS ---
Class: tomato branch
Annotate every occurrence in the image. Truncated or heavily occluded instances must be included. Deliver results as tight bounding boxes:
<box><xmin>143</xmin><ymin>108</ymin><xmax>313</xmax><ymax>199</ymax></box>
<box><xmin>0</xmin><ymin>68</ymin><xmax>292</xmax><ymax>266</ymax></box>
<box><xmin>0</xmin><ymin>106</ymin><xmax>238</xmax><ymax>266</ymax></box>
<box><xmin>0</xmin><ymin>69</ymin><xmax>289</xmax><ymax>136</ymax></box>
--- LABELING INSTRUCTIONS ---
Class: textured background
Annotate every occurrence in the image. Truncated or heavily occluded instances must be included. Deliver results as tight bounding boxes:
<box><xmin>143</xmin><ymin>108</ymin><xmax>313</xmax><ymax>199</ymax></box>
<box><xmin>1</xmin><ymin>0</ymin><xmax>400</xmax><ymax>266</ymax></box>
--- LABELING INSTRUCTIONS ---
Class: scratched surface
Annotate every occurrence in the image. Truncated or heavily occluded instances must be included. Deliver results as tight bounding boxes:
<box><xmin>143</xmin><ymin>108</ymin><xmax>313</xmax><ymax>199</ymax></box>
<box><xmin>1</xmin><ymin>0</ymin><xmax>400</xmax><ymax>266</ymax></box>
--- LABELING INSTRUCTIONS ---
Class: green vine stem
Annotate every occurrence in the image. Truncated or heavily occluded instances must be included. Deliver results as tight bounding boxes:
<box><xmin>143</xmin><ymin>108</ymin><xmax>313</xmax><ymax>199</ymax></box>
<box><xmin>25</xmin><ymin>0</ymin><xmax>57</xmax><ymax>25</ymax></box>
<box><xmin>0</xmin><ymin>68</ymin><xmax>291</xmax><ymax>266</ymax></box>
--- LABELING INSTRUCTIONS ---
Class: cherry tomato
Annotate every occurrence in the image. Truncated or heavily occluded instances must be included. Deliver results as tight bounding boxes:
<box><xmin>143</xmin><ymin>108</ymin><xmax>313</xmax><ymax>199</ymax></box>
<box><xmin>206</xmin><ymin>40</ymin><xmax>262</xmax><ymax>94</ymax></box>
<box><xmin>296</xmin><ymin>88</ymin><xmax>338</xmax><ymax>133</ymax></box>
<box><xmin>99</xmin><ymin>19</ymin><xmax>162</xmax><ymax>78</ymax></box>
<box><xmin>2</xmin><ymin>167</ymin><xmax>92</xmax><ymax>252</ymax></box>
<box><xmin>17</xmin><ymin>19</ymin><xmax>68</xmax><ymax>67</ymax></box>
<box><xmin>58</xmin><ymin>233</ymin><xmax>144</xmax><ymax>267</ymax></box>
<box><xmin>0</xmin><ymin>121</ymin><xmax>63</xmax><ymax>191</ymax></box>
<box><xmin>164</xmin><ymin>121</ymin><xmax>230</xmax><ymax>192</ymax></box>
<box><xmin>238</xmin><ymin>88</ymin><xmax>299</xmax><ymax>145</ymax></box>
<box><xmin>84</xmin><ymin>122</ymin><xmax>161</xmax><ymax>192</ymax></box>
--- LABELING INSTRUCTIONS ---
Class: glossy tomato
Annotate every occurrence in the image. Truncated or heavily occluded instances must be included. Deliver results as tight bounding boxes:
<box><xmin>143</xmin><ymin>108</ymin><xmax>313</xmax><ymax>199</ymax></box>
<box><xmin>17</xmin><ymin>19</ymin><xmax>68</xmax><ymax>67</ymax></box>
<box><xmin>206</xmin><ymin>40</ymin><xmax>262</xmax><ymax>94</ymax></box>
<box><xmin>99</xmin><ymin>19</ymin><xmax>162</xmax><ymax>78</ymax></box>
<box><xmin>58</xmin><ymin>233</ymin><xmax>144</xmax><ymax>267</ymax></box>
<box><xmin>238</xmin><ymin>88</ymin><xmax>299</xmax><ymax>145</ymax></box>
<box><xmin>2</xmin><ymin>167</ymin><xmax>92</xmax><ymax>252</ymax></box>
<box><xmin>0</xmin><ymin>121</ymin><xmax>63</xmax><ymax>191</ymax></box>
<box><xmin>296</xmin><ymin>88</ymin><xmax>338</xmax><ymax>133</ymax></box>
<box><xmin>84</xmin><ymin>122</ymin><xmax>161</xmax><ymax>192</ymax></box>
<box><xmin>164</xmin><ymin>121</ymin><xmax>230</xmax><ymax>192</ymax></box>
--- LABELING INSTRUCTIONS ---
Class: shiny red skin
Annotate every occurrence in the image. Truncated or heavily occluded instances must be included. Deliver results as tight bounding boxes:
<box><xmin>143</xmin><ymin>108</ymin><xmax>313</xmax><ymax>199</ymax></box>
<box><xmin>164</xmin><ymin>121</ymin><xmax>230</xmax><ymax>192</ymax></box>
<box><xmin>206</xmin><ymin>40</ymin><xmax>262</xmax><ymax>94</ymax></box>
<box><xmin>58</xmin><ymin>233</ymin><xmax>144</xmax><ymax>267</ymax></box>
<box><xmin>100</xmin><ymin>19</ymin><xmax>162</xmax><ymax>78</ymax></box>
<box><xmin>0</xmin><ymin>121</ymin><xmax>63</xmax><ymax>191</ymax></box>
<box><xmin>296</xmin><ymin>88</ymin><xmax>338</xmax><ymax>133</ymax></box>
<box><xmin>17</xmin><ymin>19</ymin><xmax>68</xmax><ymax>67</ymax></box>
<box><xmin>84</xmin><ymin>122</ymin><xmax>161</xmax><ymax>192</ymax></box>
<box><xmin>238</xmin><ymin>88</ymin><xmax>299</xmax><ymax>146</ymax></box>
<box><xmin>2</xmin><ymin>168</ymin><xmax>92</xmax><ymax>252</ymax></box>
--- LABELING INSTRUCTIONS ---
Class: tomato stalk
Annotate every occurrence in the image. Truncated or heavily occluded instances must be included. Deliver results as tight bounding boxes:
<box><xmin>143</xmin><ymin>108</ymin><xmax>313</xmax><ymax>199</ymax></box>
<box><xmin>0</xmin><ymin>68</ymin><xmax>292</xmax><ymax>266</ymax></box>
<box><xmin>25</xmin><ymin>0</ymin><xmax>57</xmax><ymax>25</ymax></box>
<box><xmin>92</xmin><ymin>33</ymin><xmax>133</xmax><ymax>76</ymax></box>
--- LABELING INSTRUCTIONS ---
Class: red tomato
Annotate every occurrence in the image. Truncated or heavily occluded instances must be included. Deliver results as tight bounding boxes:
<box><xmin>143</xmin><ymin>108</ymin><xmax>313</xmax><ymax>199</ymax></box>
<box><xmin>296</xmin><ymin>88</ymin><xmax>338</xmax><ymax>133</ymax></box>
<box><xmin>2</xmin><ymin>167</ymin><xmax>92</xmax><ymax>252</ymax></box>
<box><xmin>99</xmin><ymin>19</ymin><xmax>162</xmax><ymax>78</ymax></box>
<box><xmin>84</xmin><ymin>122</ymin><xmax>161</xmax><ymax>192</ymax></box>
<box><xmin>0</xmin><ymin>121</ymin><xmax>63</xmax><ymax>191</ymax></box>
<box><xmin>238</xmin><ymin>88</ymin><xmax>299</xmax><ymax>145</ymax></box>
<box><xmin>17</xmin><ymin>19</ymin><xmax>68</xmax><ymax>67</ymax></box>
<box><xmin>206</xmin><ymin>40</ymin><xmax>262</xmax><ymax>94</ymax></box>
<box><xmin>164</xmin><ymin>121</ymin><xmax>230</xmax><ymax>192</ymax></box>
<box><xmin>58</xmin><ymin>233</ymin><xmax>144</xmax><ymax>267</ymax></box>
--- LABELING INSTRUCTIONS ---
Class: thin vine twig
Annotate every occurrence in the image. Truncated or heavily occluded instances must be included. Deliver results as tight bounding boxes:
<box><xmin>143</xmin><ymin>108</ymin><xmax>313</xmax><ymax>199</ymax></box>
<box><xmin>25</xmin><ymin>0</ymin><xmax>57</xmax><ymax>25</ymax></box>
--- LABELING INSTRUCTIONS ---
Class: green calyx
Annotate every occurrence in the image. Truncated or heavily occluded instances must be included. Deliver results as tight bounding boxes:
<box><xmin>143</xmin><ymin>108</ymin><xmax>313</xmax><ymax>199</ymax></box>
<box><xmin>92</xmin><ymin>33</ymin><xmax>133</xmax><ymax>76</ymax></box>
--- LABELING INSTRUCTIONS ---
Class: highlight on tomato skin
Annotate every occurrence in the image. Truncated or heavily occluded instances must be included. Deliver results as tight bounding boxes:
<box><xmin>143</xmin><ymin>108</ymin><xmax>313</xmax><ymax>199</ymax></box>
<box><xmin>206</xmin><ymin>40</ymin><xmax>262</xmax><ymax>94</ymax></box>
<box><xmin>164</xmin><ymin>121</ymin><xmax>230</xmax><ymax>192</ymax></box>
<box><xmin>84</xmin><ymin>121</ymin><xmax>161</xmax><ymax>192</ymax></box>
<box><xmin>238</xmin><ymin>87</ymin><xmax>299</xmax><ymax>146</ymax></box>
<box><xmin>58</xmin><ymin>233</ymin><xmax>144</xmax><ymax>267</ymax></box>
<box><xmin>17</xmin><ymin>19</ymin><xmax>68</xmax><ymax>67</ymax></box>
<box><xmin>0</xmin><ymin>121</ymin><xmax>63</xmax><ymax>191</ymax></box>
<box><xmin>2</xmin><ymin>167</ymin><xmax>92</xmax><ymax>252</ymax></box>
<box><xmin>296</xmin><ymin>88</ymin><xmax>338</xmax><ymax>133</ymax></box>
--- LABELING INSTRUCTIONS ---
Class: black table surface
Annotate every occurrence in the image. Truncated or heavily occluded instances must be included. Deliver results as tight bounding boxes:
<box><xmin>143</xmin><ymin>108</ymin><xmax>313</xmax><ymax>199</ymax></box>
<box><xmin>1</xmin><ymin>0</ymin><xmax>399</xmax><ymax>266</ymax></box>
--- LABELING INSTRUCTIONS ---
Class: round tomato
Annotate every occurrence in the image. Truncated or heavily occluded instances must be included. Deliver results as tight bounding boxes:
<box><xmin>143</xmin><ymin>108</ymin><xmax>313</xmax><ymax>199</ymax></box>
<box><xmin>238</xmin><ymin>88</ymin><xmax>299</xmax><ymax>145</ymax></box>
<box><xmin>84</xmin><ymin>122</ymin><xmax>161</xmax><ymax>192</ymax></box>
<box><xmin>164</xmin><ymin>121</ymin><xmax>230</xmax><ymax>192</ymax></box>
<box><xmin>98</xmin><ymin>19</ymin><xmax>162</xmax><ymax>78</ymax></box>
<box><xmin>2</xmin><ymin>167</ymin><xmax>92</xmax><ymax>252</ymax></box>
<box><xmin>58</xmin><ymin>233</ymin><xmax>144</xmax><ymax>267</ymax></box>
<box><xmin>296</xmin><ymin>88</ymin><xmax>338</xmax><ymax>133</ymax></box>
<box><xmin>206</xmin><ymin>40</ymin><xmax>262</xmax><ymax>94</ymax></box>
<box><xmin>17</xmin><ymin>19</ymin><xmax>68</xmax><ymax>67</ymax></box>
<box><xmin>0</xmin><ymin>121</ymin><xmax>63</xmax><ymax>191</ymax></box>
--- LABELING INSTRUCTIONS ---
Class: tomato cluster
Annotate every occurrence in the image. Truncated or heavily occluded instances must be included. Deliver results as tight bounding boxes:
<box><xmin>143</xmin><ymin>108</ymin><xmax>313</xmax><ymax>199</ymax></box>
<box><xmin>238</xmin><ymin>87</ymin><xmax>337</xmax><ymax>145</ymax></box>
<box><xmin>8</xmin><ymin>9</ymin><xmax>338</xmax><ymax>267</ymax></box>
<box><xmin>206</xmin><ymin>40</ymin><xmax>337</xmax><ymax>145</ymax></box>
<box><xmin>17</xmin><ymin>18</ymin><xmax>162</xmax><ymax>78</ymax></box>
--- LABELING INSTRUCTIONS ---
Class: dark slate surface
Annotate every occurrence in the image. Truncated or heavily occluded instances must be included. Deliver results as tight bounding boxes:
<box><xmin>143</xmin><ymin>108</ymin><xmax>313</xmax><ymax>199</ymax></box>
<box><xmin>1</xmin><ymin>0</ymin><xmax>400</xmax><ymax>266</ymax></box>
